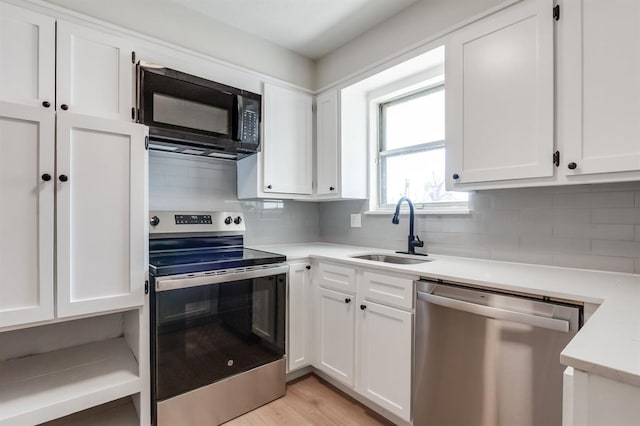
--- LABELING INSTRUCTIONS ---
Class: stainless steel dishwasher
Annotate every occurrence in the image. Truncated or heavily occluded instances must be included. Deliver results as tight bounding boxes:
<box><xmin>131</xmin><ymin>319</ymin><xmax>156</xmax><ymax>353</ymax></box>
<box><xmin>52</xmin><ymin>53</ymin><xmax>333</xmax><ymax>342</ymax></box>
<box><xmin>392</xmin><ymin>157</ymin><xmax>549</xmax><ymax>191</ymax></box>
<box><xmin>414</xmin><ymin>279</ymin><xmax>582</xmax><ymax>426</ymax></box>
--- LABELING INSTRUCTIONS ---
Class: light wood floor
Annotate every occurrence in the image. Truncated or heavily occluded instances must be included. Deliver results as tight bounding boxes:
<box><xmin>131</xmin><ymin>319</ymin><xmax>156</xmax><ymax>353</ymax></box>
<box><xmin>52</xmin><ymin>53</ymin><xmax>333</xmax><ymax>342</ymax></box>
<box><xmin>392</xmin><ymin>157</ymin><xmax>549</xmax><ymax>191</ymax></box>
<box><xmin>225</xmin><ymin>374</ymin><xmax>394</xmax><ymax>426</ymax></box>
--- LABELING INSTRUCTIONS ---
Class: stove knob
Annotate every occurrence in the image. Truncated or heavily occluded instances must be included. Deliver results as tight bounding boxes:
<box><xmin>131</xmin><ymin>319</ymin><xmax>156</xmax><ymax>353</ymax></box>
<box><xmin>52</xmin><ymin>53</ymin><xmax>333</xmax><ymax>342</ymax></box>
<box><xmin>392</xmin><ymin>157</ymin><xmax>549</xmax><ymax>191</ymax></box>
<box><xmin>149</xmin><ymin>216</ymin><xmax>160</xmax><ymax>227</ymax></box>
<box><xmin>234</xmin><ymin>216</ymin><xmax>243</xmax><ymax>225</ymax></box>
<box><xmin>224</xmin><ymin>216</ymin><xmax>233</xmax><ymax>225</ymax></box>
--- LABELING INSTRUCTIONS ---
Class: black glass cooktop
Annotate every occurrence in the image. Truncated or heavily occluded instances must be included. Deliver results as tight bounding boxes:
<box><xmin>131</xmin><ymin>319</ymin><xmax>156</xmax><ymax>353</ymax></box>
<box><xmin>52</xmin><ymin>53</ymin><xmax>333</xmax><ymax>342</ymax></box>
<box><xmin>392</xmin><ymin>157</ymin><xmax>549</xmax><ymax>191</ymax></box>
<box><xmin>149</xmin><ymin>235</ymin><xmax>285</xmax><ymax>276</ymax></box>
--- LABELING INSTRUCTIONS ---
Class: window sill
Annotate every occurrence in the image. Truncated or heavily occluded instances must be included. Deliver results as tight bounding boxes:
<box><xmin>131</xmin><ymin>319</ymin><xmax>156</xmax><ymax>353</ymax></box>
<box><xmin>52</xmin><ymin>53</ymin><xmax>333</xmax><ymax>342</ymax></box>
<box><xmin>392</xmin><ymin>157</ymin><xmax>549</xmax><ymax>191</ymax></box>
<box><xmin>364</xmin><ymin>208</ymin><xmax>471</xmax><ymax>216</ymax></box>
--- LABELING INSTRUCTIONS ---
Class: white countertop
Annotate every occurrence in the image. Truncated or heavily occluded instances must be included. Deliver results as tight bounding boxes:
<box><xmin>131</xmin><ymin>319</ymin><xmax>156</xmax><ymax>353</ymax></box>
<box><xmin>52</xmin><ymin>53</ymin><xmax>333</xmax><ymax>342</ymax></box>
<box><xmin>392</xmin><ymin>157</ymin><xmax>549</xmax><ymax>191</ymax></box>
<box><xmin>254</xmin><ymin>242</ymin><xmax>640</xmax><ymax>388</ymax></box>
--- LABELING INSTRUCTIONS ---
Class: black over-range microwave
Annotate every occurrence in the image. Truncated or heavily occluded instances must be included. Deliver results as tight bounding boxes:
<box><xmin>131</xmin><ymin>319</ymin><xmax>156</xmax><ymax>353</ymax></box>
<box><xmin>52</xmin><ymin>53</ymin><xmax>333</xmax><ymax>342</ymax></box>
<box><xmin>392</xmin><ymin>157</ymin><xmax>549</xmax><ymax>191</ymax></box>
<box><xmin>136</xmin><ymin>62</ymin><xmax>261</xmax><ymax>159</ymax></box>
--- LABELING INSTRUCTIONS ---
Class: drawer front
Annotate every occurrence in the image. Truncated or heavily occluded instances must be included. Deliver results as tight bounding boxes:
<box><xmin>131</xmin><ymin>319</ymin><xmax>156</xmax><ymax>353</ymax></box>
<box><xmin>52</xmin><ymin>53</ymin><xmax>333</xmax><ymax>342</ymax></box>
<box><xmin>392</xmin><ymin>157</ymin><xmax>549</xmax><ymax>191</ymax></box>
<box><xmin>361</xmin><ymin>271</ymin><xmax>414</xmax><ymax>311</ymax></box>
<box><xmin>317</xmin><ymin>262</ymin><xmax>356</xmax><ymax>294</ymax></box>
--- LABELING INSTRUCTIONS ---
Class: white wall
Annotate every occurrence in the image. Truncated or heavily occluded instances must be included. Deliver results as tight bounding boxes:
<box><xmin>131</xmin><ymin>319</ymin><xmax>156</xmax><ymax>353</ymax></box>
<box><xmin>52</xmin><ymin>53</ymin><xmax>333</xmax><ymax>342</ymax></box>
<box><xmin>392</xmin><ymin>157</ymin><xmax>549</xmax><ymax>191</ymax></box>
<box><xmin>38</xmin><ymin>0</ymin><xmax>316</xmax><ymax>90</ymax></box>
<box><xmin>315</xmin><ymin>0</ymin><xmax>508</xmax><ymax>89</ymax></box>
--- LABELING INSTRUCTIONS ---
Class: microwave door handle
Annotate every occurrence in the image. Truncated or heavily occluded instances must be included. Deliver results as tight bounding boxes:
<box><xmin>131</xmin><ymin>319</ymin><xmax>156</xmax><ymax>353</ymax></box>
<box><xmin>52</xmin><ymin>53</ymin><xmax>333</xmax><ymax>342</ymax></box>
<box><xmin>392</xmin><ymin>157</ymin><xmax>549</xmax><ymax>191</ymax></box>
<box><xmin>234</xmin><ymin>94</ymin><xmax>244</xmax><ymax>142</ymax></box>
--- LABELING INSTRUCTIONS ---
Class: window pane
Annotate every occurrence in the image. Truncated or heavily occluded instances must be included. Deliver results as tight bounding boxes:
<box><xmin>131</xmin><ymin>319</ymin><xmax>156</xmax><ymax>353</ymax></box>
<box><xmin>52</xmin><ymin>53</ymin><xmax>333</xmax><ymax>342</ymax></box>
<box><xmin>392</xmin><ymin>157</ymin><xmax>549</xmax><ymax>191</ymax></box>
<box><xmin>383</xmin><ymin>88</ymin><xmax>444</xmax><ymax>150</ymax></box>
<box><xmin>382</xmin><ymin>148</ymin><xmax>468</xmax><ymax>205</ymax></box>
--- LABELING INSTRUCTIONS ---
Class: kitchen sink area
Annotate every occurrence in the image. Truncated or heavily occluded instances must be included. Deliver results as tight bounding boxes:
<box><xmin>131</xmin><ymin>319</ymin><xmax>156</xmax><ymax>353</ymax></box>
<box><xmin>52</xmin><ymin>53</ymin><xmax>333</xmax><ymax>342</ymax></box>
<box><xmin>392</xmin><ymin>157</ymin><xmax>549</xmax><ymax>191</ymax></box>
<box><xmin>349</xmin><ymin>253</ymin><xmax>432</xmax><ymax>265</ymax></box>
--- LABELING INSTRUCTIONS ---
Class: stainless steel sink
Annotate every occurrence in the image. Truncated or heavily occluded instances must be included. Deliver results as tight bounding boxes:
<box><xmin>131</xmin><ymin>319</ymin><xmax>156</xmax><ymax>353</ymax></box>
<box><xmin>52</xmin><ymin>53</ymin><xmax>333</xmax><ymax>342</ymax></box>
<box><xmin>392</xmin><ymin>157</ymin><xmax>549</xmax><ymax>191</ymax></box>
<box><xmin>350</xmin><ymin>253</ymin><xmax>432</xmax><ymax>264</ymax></box>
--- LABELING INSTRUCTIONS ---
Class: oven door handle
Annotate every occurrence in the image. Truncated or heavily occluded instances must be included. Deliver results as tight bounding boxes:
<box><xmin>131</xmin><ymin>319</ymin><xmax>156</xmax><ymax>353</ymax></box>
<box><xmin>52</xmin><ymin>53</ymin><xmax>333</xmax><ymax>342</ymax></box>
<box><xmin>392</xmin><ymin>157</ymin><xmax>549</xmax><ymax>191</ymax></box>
<box><xmin>155</xmin><ymin>264</ymin><xmax>289</xmax><ymax>292</ymax></box>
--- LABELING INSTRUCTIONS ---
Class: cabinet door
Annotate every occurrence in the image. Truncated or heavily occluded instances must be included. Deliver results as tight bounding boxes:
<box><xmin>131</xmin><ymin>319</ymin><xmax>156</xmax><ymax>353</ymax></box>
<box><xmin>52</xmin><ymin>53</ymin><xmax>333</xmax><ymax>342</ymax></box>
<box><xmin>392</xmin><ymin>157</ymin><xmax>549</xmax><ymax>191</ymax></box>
<box><xmin>446</xmin><ymin>0</ymin><xmax>554</xmax><ymax>185</ymax></box>
<box><xmin>0</xmin><ymin>3</ymin><xmax>55</xmax><ymax>108</ymax></box>
<box><xmin>0</xmin><ymin>102</ymin><xmax>55</xmax><ymax>328</ymax></box>
<box><xmin>560</xmin><ymin>0</ymin><xmax>640</xmax><ymax>176</ymax></box>
<box><xmin>56</xmin><ymin>113</ymin><xmax>147</xmax><ymax>317</ymax></box>
<box><xmin>262</xmin><ymin>83</ymin><xmax>312</xmax><ymax>195</ymax></box>
<box><xmin>316</xmin><ymin>89</ymin><xmax>339</xmax><ymax>196</ymax></box>
<box><xmin>288</xmin><ymin>263</ymin><xmax>312</xmax><ymax>372</ymax></box>
<box><xmin>316</xmin><ymin>287</ymin><xmax>355</xmax><ymax>387</ymax></box>
<box><xmin>57</xmin><ymin>21</ymin><xmax>133</xmax><ymax>121</ymax></box>
<box><xmin>357</xmin><ymin>300</ymin><xmax>412</xmax><ymax>421</ymax></box>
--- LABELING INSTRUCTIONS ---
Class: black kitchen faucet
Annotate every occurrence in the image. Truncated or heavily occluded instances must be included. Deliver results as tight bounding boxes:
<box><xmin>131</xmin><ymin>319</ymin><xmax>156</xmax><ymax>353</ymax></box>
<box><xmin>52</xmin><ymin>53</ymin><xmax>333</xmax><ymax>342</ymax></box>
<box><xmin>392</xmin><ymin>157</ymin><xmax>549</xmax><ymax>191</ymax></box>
<box><xmin>392</xmin><ymin>197</ymin><xmax>427</xmax><ymax>256</ymax></box>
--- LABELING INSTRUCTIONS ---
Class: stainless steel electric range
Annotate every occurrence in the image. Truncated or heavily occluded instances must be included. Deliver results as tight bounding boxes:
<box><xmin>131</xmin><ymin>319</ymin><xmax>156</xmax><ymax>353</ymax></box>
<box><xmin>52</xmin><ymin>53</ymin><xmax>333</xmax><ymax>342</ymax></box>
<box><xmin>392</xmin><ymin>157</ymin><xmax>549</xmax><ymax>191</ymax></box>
<box><xmin>148</xmin><ymin>211</ymin><xmax>287</xmax><ymax>426</ymax></box>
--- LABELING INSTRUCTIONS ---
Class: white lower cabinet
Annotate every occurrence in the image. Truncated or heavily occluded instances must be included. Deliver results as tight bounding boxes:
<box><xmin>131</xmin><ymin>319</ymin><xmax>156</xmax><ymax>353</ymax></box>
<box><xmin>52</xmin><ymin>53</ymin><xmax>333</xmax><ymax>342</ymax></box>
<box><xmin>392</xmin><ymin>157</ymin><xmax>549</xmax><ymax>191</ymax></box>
<box><xmin>287</xmin><ymin>262</ymin><xmax>313</xmax><ymax>372</ymax></box>
<box><xmin>316</xmin><ymin>286</ymin><xmax>356</xmax><ymax>386</ymax></box>
<box><xmin>312</xmin><ymin>262</ymin><xmax>415</xmax><ymax>423</ymax></box>
<box><xmin>563</xmin><ymin>367</ymin><xmax>640</xmax><ymax>426</ymax></box>
<box><xmin>357</xmin><ymin>300</ymin><xmax>412</xmax><ymax>421</ymax></box>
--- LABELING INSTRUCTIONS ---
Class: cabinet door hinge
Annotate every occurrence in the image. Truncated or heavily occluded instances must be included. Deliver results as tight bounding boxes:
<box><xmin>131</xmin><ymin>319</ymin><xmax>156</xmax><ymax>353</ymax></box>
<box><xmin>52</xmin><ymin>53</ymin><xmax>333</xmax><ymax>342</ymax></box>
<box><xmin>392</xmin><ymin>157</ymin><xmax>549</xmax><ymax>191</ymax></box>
<box><xmin>145</xmin><ymin>136</ymin><xmax>149</xmax><ymax>150</ymax></box>
<box><xmin>553</xmin><ymin>150</ymin><xmax>560</xmax><ymax>167</ymax></box>
<box><xmin>144</xmin><ymin>280</ymin><xmax>149</xmax><ymax>294</ymax></box>
<box><xmin>553</xmin><ymin>5</ymin><xmax>560</xmax><ymax>21</ymax></box>
<box><xmin>132</xmin><ymin>51</ymin><xmax>136</xmax><ymax>64</ymax></box>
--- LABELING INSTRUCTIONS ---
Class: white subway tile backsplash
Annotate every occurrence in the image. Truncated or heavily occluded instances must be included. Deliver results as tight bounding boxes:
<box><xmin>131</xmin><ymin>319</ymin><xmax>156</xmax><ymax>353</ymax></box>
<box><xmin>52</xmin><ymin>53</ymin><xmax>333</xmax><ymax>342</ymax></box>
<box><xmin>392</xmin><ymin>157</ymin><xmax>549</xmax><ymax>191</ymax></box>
<box><xmin>521</xmin><ymin>235</ymin><xmax>590</xmax><ymax>254</ymax></box>
<box><xmin>553</xmin><ymin>223</ymin><xmax>635</xmax><ymax>241</ymax></box>
<box><xmin>591</xmin><ymin>240</ymin><xmax>640</xmax><ymax>258</ymax></box>
<box><xmin>552</xmin><ymin>191</ymin><xmax>635</xmax><ymax>208</ymax></box>
<box><xmin>591</xmin><ymin>208</ymin><xmax>640</xmax><ymax>224</ymax></box>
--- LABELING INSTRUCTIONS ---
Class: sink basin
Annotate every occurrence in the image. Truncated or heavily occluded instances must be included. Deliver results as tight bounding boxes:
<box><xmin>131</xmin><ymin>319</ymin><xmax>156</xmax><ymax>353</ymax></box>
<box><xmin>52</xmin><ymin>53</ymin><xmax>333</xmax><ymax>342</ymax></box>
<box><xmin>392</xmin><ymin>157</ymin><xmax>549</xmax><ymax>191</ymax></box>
<box><xmin>350</xmin><ymin>253</ymin><xmax>432</xmax><ymax>265</ymax></box>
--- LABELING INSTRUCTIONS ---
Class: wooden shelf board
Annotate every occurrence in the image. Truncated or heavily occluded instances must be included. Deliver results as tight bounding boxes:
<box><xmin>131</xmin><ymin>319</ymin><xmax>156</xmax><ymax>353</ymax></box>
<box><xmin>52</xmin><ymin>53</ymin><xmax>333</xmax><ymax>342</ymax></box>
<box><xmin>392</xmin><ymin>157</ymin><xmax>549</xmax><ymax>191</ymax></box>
<box><xmin>0</xmin><ymin>337</ymin><xmax>140</xmax><ymax>425</ymax></box>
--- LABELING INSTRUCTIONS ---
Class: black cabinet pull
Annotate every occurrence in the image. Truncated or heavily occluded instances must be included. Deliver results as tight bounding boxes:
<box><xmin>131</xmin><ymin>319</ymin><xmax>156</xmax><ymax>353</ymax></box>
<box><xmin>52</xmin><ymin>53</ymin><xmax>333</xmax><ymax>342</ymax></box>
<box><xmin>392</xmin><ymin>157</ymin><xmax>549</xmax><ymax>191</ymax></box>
<box><xmin>41</xmin><ymin>173</ymin><xmax>51</xmax><ymax>181</ymax></box>
<box><xmin>42</xmin><ymin>101</ymin><xmax>51</xmax><ymax>108</ymax></box>
<box><xmin>344</xmin><ymin>298</ymin><xmax>351</xmax><ymax>304</ymax></box>
<box><xmin>329</xmin><ymin>186</ymin><xmax>335</xmax><ymax>191</ymax></box>
<box><xmin>305</xmin><ymin>265</ymin><xmax>311</xmax><ymax>270</ymax></box>
<box><xmin>452</xmin><ymin>173</ymin><xmax>460</xmax><ymax>180</ymax></box>
<box><xmin>266</xmin><ymin>185</ymin><xmax>272</xmax><ymax>189</ymax></box>
<box><xmin>60</xmin><ymin>104</ymin><xmax>69</xmax><ymax>111</ymax></box>
<box><xmin>360</xmin><ymin>304</ymin><xmax>367</xmax><ymax>310</ymax></box>
<box><xmin>568</xmin><ymin>162</ymin><xmax>577</xmax><ymax>170</ymax></box>
<box><xmin>59</xmin><ymin>174</ymin><xmax>68</xmax><ymax>182</ymax></box>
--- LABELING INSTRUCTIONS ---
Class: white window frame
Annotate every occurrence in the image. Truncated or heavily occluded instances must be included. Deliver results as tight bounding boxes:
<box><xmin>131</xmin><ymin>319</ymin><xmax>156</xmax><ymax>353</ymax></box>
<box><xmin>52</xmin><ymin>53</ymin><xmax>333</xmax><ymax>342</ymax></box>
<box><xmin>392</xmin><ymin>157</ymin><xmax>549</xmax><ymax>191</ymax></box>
<box><xmin>367</xmin><ymin>71</ymin><xmax>470</xmax><ymax>215</ymax></box>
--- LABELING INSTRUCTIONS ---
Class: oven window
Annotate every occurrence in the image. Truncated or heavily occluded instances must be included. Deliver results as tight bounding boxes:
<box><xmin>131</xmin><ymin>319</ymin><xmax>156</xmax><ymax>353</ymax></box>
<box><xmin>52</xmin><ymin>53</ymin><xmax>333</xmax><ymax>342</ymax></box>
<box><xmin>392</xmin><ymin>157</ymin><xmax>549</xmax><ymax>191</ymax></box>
<box><xmin>153</xmin><ymin>93</ymin><xmax>229</xmax><ymax>135</ymax></box>
<box><xmin>154</xmin><ymin>274</ymin><xmax>285</xmax><ymax>400</ymax></box>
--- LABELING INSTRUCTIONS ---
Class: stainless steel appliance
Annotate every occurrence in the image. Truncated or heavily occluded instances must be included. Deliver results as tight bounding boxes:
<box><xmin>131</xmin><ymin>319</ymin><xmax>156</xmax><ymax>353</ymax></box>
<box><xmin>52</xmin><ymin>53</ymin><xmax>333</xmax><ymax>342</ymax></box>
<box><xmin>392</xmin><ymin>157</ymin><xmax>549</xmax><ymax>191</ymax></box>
<box><xmin>149</xmin><ymin>211</ymin><xmax>287</xmax><ymax>426</ymax></box>
<box><xmin>415</xmin><ymin>279</ymin><xmax>582</xmax><ymax>426</ymax></box>
<box><xmin>137</xmin><ymin>63</ymin><xmax>261</xmax><ymax>159</ymax></box>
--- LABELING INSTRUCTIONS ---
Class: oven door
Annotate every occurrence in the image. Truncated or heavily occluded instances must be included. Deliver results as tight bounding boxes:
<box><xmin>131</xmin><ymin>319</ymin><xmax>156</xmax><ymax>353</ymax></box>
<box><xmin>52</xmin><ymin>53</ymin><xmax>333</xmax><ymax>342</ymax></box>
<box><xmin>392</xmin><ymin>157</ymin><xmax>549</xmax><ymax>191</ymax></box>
<box><xmin>152</xmin><ymin>266</ymin><xmax>287</xmax><ymax>402</ymax></box>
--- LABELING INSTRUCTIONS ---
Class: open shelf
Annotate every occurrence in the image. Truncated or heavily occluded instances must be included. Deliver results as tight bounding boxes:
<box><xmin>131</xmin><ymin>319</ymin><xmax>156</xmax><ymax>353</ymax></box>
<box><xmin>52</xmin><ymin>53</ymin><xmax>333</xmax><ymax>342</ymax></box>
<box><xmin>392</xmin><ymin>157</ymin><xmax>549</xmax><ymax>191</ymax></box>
<box><xmin>41</xmin><ymin>397</ymin><xmax>139</xmax><ymax>426</ymax></box>
<box><xmin>0</xmin><ymin>337</ymin><xmax>140</xmax><ymax>425</ymax></box>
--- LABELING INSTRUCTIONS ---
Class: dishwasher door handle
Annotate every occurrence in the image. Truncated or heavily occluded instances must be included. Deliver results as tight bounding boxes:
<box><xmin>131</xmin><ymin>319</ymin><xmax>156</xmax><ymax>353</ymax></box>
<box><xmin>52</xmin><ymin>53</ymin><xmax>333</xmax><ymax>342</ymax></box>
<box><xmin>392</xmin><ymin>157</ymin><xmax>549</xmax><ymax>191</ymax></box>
<box><xmin>417</xmin><ymin>291</ymin><xmax>570</xmax><ymax>333</ymax></box>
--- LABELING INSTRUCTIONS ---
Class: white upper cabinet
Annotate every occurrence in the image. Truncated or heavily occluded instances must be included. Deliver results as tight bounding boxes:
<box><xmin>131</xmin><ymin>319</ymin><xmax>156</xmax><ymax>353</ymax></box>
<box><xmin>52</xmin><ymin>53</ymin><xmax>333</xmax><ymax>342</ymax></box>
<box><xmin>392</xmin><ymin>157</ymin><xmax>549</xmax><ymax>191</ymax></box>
<box><xmin>316</xmin><ymin>89</ymin><xmax>339</xmax><ymax>196</ymax></box>
<box><xmin>56</xmin><ymin>113</ymin><xmax>147</xmax><ymax>318</ymax></box>
<box><xmin>559</xmin><ymin>0</ymin><xmax>640</xmax><ymax>177</ymax></box>
<box><xmin>0</xmin><ymin>3</ymin><xmax>55</xmax><ymax>109</ymax></box>
<box><xmin>57</xmin><ymin>21</ymin><xmax>133</xmax><ymax>121</ymax></box>
<box><xmin>0</xmin><ymin>102</ymin><xmax>55</xmax><ymax>328</ymax></box>
<box><xmin>262</xmin><ymin>83</ymin><xmax>313</xmax><ymax>195</ymax></box>
<box><xmin>446</xmin><ymin>0</ymin><xmax>554</xmax><ymax>186</ymax></box>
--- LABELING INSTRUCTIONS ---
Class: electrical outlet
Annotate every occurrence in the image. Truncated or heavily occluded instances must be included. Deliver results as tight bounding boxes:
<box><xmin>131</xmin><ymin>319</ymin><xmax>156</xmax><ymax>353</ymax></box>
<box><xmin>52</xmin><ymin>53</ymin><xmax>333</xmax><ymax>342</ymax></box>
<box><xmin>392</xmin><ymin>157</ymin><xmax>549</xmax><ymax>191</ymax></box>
<box><xmin>350</xmin><ymin>214</ymin><xmax>362</xmax><ymax>228</ymax></box>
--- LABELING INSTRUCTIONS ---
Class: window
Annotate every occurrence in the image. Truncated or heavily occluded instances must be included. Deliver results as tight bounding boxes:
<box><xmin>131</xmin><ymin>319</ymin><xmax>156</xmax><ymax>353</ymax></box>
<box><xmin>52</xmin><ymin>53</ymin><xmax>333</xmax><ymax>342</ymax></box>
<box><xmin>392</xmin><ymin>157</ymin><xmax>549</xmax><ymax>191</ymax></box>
<box><xmin>377</xmin><ymin>84</ymin><xmax>468</xmax><ymax>211</ymax></box>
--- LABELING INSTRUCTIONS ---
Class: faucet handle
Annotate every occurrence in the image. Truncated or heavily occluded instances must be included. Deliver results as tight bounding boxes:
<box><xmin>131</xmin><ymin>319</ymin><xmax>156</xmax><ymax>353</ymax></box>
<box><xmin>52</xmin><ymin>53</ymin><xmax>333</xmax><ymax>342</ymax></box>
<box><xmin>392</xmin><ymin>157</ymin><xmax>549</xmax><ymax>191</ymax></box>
<box><xmin>414</xmin><ymin>235</ymin><xmax>425</xmax><ymax>247</ymax></box>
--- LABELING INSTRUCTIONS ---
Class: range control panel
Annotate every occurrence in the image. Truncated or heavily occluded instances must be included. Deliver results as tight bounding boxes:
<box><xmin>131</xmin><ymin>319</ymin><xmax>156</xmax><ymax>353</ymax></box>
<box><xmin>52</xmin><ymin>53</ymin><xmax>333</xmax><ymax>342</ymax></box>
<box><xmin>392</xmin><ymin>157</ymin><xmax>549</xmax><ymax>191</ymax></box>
<box><xmin>149</xmin><ymin>211</ymin><xmax>245</xmax><ymax>234</ymax></box>
<box><xmin>175</xmin><ymin>214</ymin><xmax>212</xmax><ymax>225</ymax></box>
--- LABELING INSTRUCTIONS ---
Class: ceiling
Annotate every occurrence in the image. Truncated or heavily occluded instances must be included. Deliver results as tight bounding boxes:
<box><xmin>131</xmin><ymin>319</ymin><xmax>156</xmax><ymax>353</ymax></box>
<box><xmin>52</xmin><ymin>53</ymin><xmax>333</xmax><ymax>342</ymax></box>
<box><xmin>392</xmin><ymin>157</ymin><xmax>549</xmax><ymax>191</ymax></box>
<box><xmin>168</xmin><ymin>0</ymin><xmax>417</xmax><ymax>59</ymax></box>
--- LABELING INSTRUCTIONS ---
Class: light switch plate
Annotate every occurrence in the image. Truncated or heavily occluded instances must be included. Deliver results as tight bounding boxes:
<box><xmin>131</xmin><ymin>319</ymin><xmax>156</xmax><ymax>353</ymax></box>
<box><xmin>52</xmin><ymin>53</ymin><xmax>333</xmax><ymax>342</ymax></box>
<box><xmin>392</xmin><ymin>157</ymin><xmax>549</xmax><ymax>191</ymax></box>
<box><xmin>350</xmin><ymin>214</ymin><xmax>362</xmax><ymax>228</ymax></box>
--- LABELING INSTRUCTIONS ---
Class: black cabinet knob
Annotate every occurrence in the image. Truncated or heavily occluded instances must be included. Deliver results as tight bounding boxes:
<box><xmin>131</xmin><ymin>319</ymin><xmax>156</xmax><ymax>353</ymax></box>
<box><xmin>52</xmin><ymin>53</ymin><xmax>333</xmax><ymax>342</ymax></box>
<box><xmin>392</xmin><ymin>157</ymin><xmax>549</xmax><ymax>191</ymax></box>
<box><xmin>266</xmin><ymin>185</ymin><xmax>272</xmax><ymax>190</ymax></box>
<box><xmin>149</xmin><ymin>216</ymin><xmax>160</xmax><ymax>226</ymax></box>
<box><xmin>234</xmin><ymin>216</ymin><xmax>242</xmax><ymax>225</ymax></box>
<box><xmin>452</xmin><ymin>173</ymin><xmax>460</xmax><ymax>180</ymax></box>
<box><xmin>568</xmin><ymin>162</ymin><xmax>577</xmax><ymax>170</ymax></box>
<box><xmin>329</xmin><ymin>186</ymin><xmax>335</xmax><ymax>191</ymax></box>
<box><xmin>305</xmin><ymin>265</ymin><xmax>311</xmax><ymax>270</ymax></box>
<box><xmin>60</xmin><ymin>104</ymin><xmax>69</xmax><ymax>111</ymax></box>
<box><xmin>360</xmin><ymin>304</ymin><xmax>367</xmax><ymax>310</ymax></box>
<box><xmin>344</xmin><ymin>298</ymin><xmax>351</xmax><ymax>304</ymax></box>
<box><xmin>224</xmin><ymin>216</ymin><xmax>233</xmax><ymax>225</ymax></box>
<box><xmin>42</xmin><ymin>101</ymin><xmax>51</xmax><ymax>108</ymax></box>
<box><xmin>58</xmin><ymin>174</ymin><xmax>68</xmax><ymax>182</ymax></box>
<box><xmin>41</xmin><ymin>173</ymin><xmax>51</xmax><ymax>181</ymax></box>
